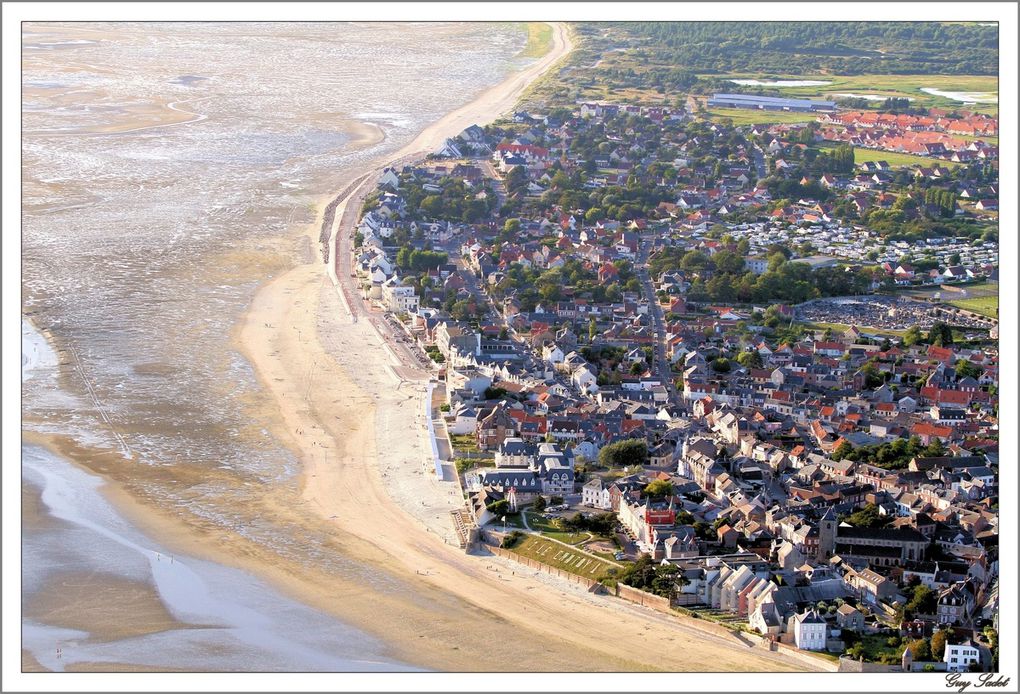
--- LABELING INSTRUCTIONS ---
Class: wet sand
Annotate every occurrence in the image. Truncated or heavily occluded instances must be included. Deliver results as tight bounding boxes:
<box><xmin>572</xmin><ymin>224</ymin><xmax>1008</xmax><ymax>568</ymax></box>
<box><xmin>24</xmin><ymin>572</ymin><xmax>200</xmax><ymax>643</ymax></box>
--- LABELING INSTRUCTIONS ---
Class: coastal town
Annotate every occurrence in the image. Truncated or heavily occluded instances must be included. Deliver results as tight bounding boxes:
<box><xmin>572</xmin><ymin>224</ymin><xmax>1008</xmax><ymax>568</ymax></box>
<box><xmin>342</xmin><ymin>92</ymin><xmax>999</xmax><ymax>672</ymax></box>
<box><xmin>16</xmin><ymin>14</ymin><xmax>1011</xmax><ymax>684</ymax></box>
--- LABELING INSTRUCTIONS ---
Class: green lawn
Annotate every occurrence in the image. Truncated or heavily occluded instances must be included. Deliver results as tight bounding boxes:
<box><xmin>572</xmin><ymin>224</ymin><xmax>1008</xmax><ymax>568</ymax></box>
<box><xmin>947</xmin><ymin>295</ymin><xmax>998</xmax><ymax>318</ymax></box>
<box><xmin>543</xmin><ymin>531</ymin><xmax>591</xmax><ymax>545</ymax></box>
<box><xmin>702</xmin><ymin>108</ymin><xmax>817</xmax><ymax>126</ymax></box>
<box><xmin>955</xmin><ymin>133</ymin><xmax>999</xmax><ymax>145</ymax></box>
<box><xmin>500</xmin><ymin>513</ymin><xmax>527</xmax><ymax>530</ymax></box>
<box><xmin>820</xmin><ymin>144</ymin><xmax>961</xmax><ymax>169</ymax></box>
<box><xmin>449</xmin><ymin>434</ymin><xmax>480</xmax><ymax>453</ymax></box>
<box><xmin>895</xmin><ymin>282</ymin><xmax>996</xmax><ymax>301</ymax></box>
<box><xmin>508</xmin><ymin>534</ymin><xmax>618</xmax><ymax>581</ymax></box>
<box><xmin>953</xmin><ymin>282</ymin><xmax>998</xmax><ymax>295</ymax></box>
<box><xmin>518</xmin><ymin>22</ymin><xmax>554</xmax><ymax>59</ymax></box>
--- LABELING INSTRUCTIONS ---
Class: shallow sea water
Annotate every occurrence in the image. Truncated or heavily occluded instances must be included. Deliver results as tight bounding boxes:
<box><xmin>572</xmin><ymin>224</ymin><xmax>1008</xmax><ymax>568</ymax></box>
<box><xmin>21</xmin><ymin>21</ymin><xmax>528</xmax><ymax>670</ymax></box>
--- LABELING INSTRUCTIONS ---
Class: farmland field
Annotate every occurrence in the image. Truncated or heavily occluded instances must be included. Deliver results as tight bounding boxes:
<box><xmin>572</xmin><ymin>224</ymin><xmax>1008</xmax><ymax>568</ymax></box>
<box><xmin>702</xmin><ymin>108</ymin><xmax>818</xmax><ymax>126</ymax></box>
<box><xmin>705</xmin><ymin>73</ymin><xmax>999</xmax><ymax>113</ymax></box>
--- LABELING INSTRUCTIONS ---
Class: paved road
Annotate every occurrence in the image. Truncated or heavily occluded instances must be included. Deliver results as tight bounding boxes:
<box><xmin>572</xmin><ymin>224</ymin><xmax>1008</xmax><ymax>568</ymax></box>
<box><xmin>636</xmin><ymin>234</ymin><xmax>681</xmax><ymax>409</ymax></box>
<box><xmin>331</xmin><ymin>171</ymin><xmax>435</xmax><ymax>374</ymax></box>
<box><xmin>752</xmin><ymin>144</ymin><xmax>768</xmax><ymax>180</ymax></box>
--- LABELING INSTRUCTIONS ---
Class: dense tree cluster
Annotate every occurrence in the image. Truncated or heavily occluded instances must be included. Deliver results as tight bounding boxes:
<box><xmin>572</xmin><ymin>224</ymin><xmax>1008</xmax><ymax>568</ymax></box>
<box><xmin>559</xmin><ymin>511</ymin><xmax>617</xmax><ymax>535</ymax></box>
<box><xmin>395</xmin><ymin>246</ymin><xmax>448</xmax><ymax>271</ymax></box>
<box><xmin>617</xmin><ymin>555</ymin><xmax>686</xmax><ymax>597</ymax></box>
<box><xmin>400</xmin><ymin>176</ymin><xmax>495</xmax><ymax>223</ymax></box>
<box><xmin>597</xmin><ymin>439</ymin><xmax>649</xmax><ymax>468</ymax></box>
<box><xmin>605</xmin><ymin>22</ymin><xmax>997</xmax><ymax>76</ymax></box>
<box><xmin>842</xmin><ymin>503</ymin><xmax>892</xmax><ymax>529</ymax></box>
<box><xmin>831</xmin><ymin>435</ymin><xmax>945</xmax><ymax>470</ymax></box>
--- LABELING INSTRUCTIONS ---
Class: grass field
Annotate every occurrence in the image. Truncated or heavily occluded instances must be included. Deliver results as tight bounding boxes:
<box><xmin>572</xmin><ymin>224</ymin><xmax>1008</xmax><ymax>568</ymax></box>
<box><xmin>702</xmin><ymin>108</ymin><xmax>818</xmax><ymax>126</ymax></box>
<box><xmin>956</xmin><ymin>133</ymin><xmax>999</xmax><ymax>145</ymax></box>
<box><xmin>895</xmin><ymin>282</ymin><xmax>997</xmax><ymax>300</ymax></box>
<box><xmin>818</xmin><ymin>144</ymin><xmax>960</xmax><ymax>169</ymax></box>
<box><xmin>947</xmin><ymin>295</ymin><xmax>998</xmax><ymax>318</ymax></box>
<box><xmin>518</xmin><ymin>22</ymin><xmax>553</xmax><ymax>59</ymax></box>
<box><xmin>449</xmin><ymin>434</ymin><xmax>480</xmax><ymax>453</ymax></box>
<box><xmin>508</xmin><ymin>535</ymin><xmax>618</xmax><ymax>581</ymax></box>
<box><xmin>705</xmin><ymin>73</ymin><xmax>998</xmax><ymax>113</ymax></box>
<box><xmin>855</xmin><ymin>633</ymin><xmax>905</xmax><ymax>665</ymax></box>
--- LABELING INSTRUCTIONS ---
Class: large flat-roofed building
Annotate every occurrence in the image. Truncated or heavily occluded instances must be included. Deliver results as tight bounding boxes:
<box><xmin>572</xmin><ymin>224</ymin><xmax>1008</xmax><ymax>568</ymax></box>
<box><xmin>709</xmin><ymin>93</ymin><xmax>836</xmax><ymax>112</ymax></box>
<box><xmin>794</xmin><ymin>255</ymin><xmax>842</xmax><ymax>271</ymax></box>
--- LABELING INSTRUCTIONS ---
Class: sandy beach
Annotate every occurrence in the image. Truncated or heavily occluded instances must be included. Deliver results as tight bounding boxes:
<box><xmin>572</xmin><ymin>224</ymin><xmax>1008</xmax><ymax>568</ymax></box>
<box><xmin>21</xmin><ymin>23</ymin><xmax>825</xmax><ymax>672</ymax></box>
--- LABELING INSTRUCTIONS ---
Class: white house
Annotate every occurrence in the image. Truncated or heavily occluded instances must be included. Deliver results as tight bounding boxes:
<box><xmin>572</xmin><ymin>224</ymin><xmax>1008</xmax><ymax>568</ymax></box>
<box><xmin>944</xmin><ymin>640</ymin><xmax>981</xmax><ymax>672</ymax></box>
<box><xmin>791</xmin><ymin>609</ymin><xmax>827</xmax><ymax>651</ymax></box>
<box><xmin>381</xmin><ymin>277</ymin><xmax>419</xmax><ymax>314</ymax></box>
<box><xmin>582</xmin><ymin>478</ymin><xmax>612</xmax><ymax>510</ymax></box>
<box><xmin>447</xmin><ymin>405</ymin><xmax>479</xmax><ymax>435</ymax></box>
<box><xmin>571</xmin><ymin>365</ymin><xmax>599</xmax><ymax>394</ymax></box>
<box><xmin>542</xmin><ymin>343</ymin><xmax>565</xmax><ymax>366</ymax></box>
<box><xmin>379</xmin><ymin>168</ymin><xmax>400</xmax><ymax>190</ymax></box>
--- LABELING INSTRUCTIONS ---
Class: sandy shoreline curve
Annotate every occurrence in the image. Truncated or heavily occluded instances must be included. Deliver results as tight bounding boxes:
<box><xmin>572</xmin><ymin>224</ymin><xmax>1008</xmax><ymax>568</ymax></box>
<box><xmin>23</xmin><ymin>23</ymin><xmax>823</xmax><ymax>673</ymax></box>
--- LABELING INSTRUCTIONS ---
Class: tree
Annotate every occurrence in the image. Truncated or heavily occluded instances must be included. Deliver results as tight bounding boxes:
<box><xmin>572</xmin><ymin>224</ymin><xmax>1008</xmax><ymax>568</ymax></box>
<box><xmin>502</xmin><ymin>218</ymin><xmax>522</xmax><ymax>238</ymax></box>
<box><xmin>861</xmin><ymin>360</ymin><xmax>885</xmax><ymax>388</ymax></box>
<box><xmin>644</xmin><ymin>479</ymin><xmax>674</xmax><ymax>499</ymax></box>
<box><xmin>923</xmin><ymin>438</ymin><xmax>946</xmax><ymax>457</ymax></box>
<box><xmin>618</xmin><ymin>555</ymin><xmax>685</xmax><ymax>598</ymax></box>
<box><xmin>598</xmin><ymin>439</ymin><xmax>648</xmax><ymax>468</ymax></box>
<box><xmin>905</xmin><ymin>584</ymin><xmax>937</xmax><ymax>616</ymax></box>
<box><xmin>680</xmin><ymin>250</ymin><xmax>712</xmax><ymax>272</ymax></box>
<box><xmin>906</xmin><ymin>638</ymin><xmax>932</xmax><ymax>662</ymax></box>
<box><xmin>903</xmin><ymin>325</ymin><xmax>923</xmax><ymax>347</ymax></box>
<box><xmin>505</xmin><ymin>166</ymin><xmax>528</xmax><ymax>194</ymax></box>
<box><xmin>500</xmin><ymin>530</ymin><xmax>524</xmax><ymax>548</ymax></box>
<box><xmin>927</xmin><ymin>321</ymin><xmax>954</xmax><ymax>347</ymax></box>
<box><xmin>846</xmin><ymin>643</ymin><xmax>865</xmax><ymax>660</ymax></box>
<box><xmin>930</xmin><ymin>630</ymin><xmax>948</xmax><ymax>660</ymax></box>
<box><xmin>486</xmin><ymin>499</ymin><xmax>510</xmax><ymax>517</ymax></box>
<box><xmin>711</xmin><ymin>357</ymin><xmax>731</xmax><ymax>373</ymax></box>
<box><xmin>955</xmin><ymin>358</ymin><xmax>981</xmax><ymax>379</ymax></box>
<box><xmin>533</xmin><ymin>496</ymin><xmax>547</xmax><ymax>512</ymax></box>
<box><xmin>845</xmin><ymin>503</ymin><xmax>890</xmax><ymax>529</ymax></box>
<box><xmin>736</xmin><ymin>350</ymin><xmax>763</xmax><ymax>369</ymax></box>
<box><xmin>832</xmin><ymin>440</ymin><xmax>853</xmax><ymax>461</ymax></box>
<box><xmin>713</xmin><ymin>249</ymin><xmax>746</xmax><ymax>275</ymax></box>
